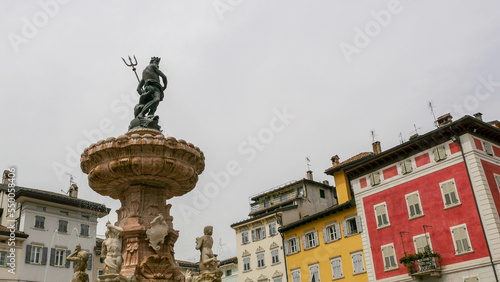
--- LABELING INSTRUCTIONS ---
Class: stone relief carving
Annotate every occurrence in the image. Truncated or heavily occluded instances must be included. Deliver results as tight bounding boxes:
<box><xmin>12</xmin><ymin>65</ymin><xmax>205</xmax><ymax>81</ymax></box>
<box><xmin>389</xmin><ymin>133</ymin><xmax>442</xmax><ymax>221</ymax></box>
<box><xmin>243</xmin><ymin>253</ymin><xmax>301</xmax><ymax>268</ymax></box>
<box><xmin>146</xmin><ymin>213</ymin><xmax>169</xmax><ymax>253</ymax></box>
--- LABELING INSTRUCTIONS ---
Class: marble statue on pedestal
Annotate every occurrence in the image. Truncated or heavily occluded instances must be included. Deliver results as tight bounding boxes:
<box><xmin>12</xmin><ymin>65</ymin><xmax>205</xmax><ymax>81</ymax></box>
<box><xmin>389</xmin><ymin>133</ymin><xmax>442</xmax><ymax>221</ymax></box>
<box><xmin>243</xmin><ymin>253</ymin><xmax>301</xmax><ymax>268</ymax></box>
<box><xmin>191</xmin><ymin>226</ymin><xmax>222</xmax><ymax>282</ymax></box>
<box><xmin>66</xmin><ymin>244</ymin><xmax>89</xmax><ymax>282</ymax></box>
<box><xmin>98</xmin><ymin>222</ymin><xmax>128</xmax><ymax>281</ymax></box>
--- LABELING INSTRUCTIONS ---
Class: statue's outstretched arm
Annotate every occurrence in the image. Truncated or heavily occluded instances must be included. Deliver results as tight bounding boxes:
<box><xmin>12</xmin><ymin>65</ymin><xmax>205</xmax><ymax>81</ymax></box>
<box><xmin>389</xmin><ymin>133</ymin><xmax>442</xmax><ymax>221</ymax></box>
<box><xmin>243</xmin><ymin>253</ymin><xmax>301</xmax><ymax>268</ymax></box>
<box><xmin>137</xmin><ymin>79</ymin><xmax>145</xmax><ymax>94</ymax></box>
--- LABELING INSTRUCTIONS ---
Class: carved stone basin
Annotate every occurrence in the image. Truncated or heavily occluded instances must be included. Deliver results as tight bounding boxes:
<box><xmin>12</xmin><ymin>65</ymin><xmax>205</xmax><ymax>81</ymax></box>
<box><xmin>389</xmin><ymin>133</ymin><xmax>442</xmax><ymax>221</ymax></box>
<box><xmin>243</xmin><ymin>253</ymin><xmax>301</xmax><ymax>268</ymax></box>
<box><xmin>80</xmin><ymin>128</ymin><xmax>205</xmax><ymax>199</ymax></box>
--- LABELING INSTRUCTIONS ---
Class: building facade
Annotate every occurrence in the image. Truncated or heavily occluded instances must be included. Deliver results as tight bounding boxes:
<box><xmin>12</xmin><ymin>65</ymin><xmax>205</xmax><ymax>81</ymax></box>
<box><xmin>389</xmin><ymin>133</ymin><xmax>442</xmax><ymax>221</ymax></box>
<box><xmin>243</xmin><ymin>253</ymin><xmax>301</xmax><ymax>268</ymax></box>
<box><xmin>0</xmin><ymin>178</ymin><xmax>109</xmax><ymax>282</ymax></box>
<box><xmin>231</xmin><ymin>175</ymin><xmax>335</xmax><ymax>282</ymax></box>
<box><xmin>327</xmin><ymin>114</ymin><xmax>500</xmax><ymax>281</ymax></box>
<box><xmin>220</xmin><ymin>256</ymin><xmax>238</xmax><ymax>282</ymax></box>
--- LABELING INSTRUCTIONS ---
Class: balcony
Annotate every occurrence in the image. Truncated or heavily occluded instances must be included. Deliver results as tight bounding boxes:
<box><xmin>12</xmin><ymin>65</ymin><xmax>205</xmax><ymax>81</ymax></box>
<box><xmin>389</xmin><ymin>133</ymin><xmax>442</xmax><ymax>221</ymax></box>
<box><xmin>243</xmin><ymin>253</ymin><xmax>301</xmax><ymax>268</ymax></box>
<box><xmin>399</xmin><ymin>250</ymin><xmax>441</xmax><ymax>279</ymax></box>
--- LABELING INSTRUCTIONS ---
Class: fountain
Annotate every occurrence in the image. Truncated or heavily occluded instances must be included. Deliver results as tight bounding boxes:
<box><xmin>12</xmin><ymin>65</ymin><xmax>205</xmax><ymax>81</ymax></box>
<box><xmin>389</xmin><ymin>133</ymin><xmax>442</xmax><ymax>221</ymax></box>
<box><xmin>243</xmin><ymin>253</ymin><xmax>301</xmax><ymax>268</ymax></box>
<box><xmin>80</xmin><ymin>56</ymin><xmax>205</xmax><ymax>281</ymax></box>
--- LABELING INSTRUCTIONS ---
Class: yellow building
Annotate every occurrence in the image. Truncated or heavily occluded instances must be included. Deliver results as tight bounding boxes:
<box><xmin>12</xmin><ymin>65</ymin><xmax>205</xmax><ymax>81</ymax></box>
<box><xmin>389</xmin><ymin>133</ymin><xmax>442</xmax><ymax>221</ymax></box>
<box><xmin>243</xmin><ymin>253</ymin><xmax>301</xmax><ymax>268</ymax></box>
<box><xmin>280</xmin><ymin>157</ymin><xmax>369</xmax><ymax>282</ymax></box>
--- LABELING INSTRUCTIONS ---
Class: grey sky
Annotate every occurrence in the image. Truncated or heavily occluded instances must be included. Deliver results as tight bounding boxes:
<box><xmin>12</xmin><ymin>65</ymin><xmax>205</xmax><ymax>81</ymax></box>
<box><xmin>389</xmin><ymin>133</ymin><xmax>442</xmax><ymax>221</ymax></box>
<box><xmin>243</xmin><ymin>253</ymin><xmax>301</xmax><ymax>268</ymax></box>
<box><xmin>1</xmin><ymin>1</ymin><xmax>499</xmax><ymax>261</ymax></box>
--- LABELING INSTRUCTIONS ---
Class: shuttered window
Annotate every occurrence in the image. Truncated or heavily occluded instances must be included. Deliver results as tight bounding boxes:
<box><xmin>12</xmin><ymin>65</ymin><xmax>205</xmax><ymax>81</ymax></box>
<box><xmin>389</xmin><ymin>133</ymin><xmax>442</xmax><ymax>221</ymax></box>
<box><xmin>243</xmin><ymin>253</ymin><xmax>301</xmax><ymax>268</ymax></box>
<box><xmin>483</xmin><ymin>141</ymin><xmax>494</xmax><ymax>156</ymax></box>
<box><xmin>414</xmin><ymin>234</ymin><xmax>432</xmax><ymax>253</ymax></box>
<box><xmin>271</xmin><ymin>249</ymin><xmax>279</xmax><ymax>264</ymax></box>
<box><xmin>451</xmin><ymin>225</ymin><xmax>472</xmax><ymax>255</ymax></box>
<box><xmin>243</xmin><ymin>256</ymin><xmax>250</xmax><ymax>271</ymax></box>
<box><xmin>369</xmin><ymin>171</ymin><xmax>381</xmax><ymax>186</ymax></box>
<box><xmin>309</xmin><ymin>263</ymin><xmax>321</xmax><ymax>282</ymax></box>
<box><xmin>374</xmin><ymin>203</ymin><xmax>390</xmax><ymax>228</ymax></box>
<box><xmin>440</xmin><ymin>180</ymin><xmax>460</xmax><ymax>208</ymax></box>
<box><xmin>351</xmin><ymin>251</ymin><xmax>365</xmax><ymax>274</ymax></box>
<box><xmin>381</xmin><ymin>244</ymin><xmax>398</xmax><ymax>270</ymax></box>
<box><xmin>405</xmin><ymin>192</ymin><xmax>423</xmax><ymax>219</ymax></box>
<box><xmin>342</xmin><ymin>216</ymin><xmax>363</xmax><ymax>237</ymax></box>
<box><xmin>400</xmin><ymin>159</ymin><xmax>413</xmax><ymax>174</ymax></box>
<box><xmin>257</xmin><ymin>253</ymin><xmax>265</xmax><ymax>268</ymax></box>
<box><xmin>330</xmin><ymin>257</ymin><xmax>343</xmax><ymax>279</ymax></box>
<box><xmin>241</xmin><ymin>231</ymin><xmax>249</xmax><ymax>244</ymax></box>
<box><xmin>285</xmin><ymin>237</ymin><xmax>301</xmax><ymax>255</ymax></box>
<box><xmin>291</xmin><ymin>268</ymin><xmax>301</xmax><ymax>282</ymax></box>
<box><xmin>323</xmin><ymin>223</ymin><xmax>341</xmax><ymax>243</ymax></box>
<box><xmin>302</xmin><ymin>231</ymin><xmax>319</xmax><ymax>250</ymax></box>
<box><xmin>433</xmin><ymin>146</ymin><xmax>447</xmax><ymax>162</ymax></box>
<box><xmin>251</xmin><ymin>226</ymin><xmax>266</xmax><ymax>241</ymax></box>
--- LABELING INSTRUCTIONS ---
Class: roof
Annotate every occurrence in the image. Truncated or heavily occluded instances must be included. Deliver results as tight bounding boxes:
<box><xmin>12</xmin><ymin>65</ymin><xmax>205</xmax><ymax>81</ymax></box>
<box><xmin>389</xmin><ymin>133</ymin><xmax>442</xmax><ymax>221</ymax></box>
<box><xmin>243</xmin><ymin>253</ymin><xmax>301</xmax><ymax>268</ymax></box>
<box><xmin>0</xmin><ymin>184</ymin><xmax>110</xmax><ymax>215</ymax></box>
<box><xmin>325</xmin><ymin>152</ymin><xmax>374</xmax><ymax>175</ymax></box>
<box><xmin>250</xmin><ymin>178</ymin><xmax>332</xmax><ymax>201</ymax></box>
<box><xmin>327</xmin><ymin>115</ymin><xmax>500</xmax><ymax>178</ymax></box>
<box><xmin>0</xmin><ymin>225</ymin><xmax>29</xmax><ymax>239</ymax></box>
<box><xmin>220</xmin><ymin>256</ymin><xmax>237</xmax><ymax>266</ymax></box>
<box><xmin>231</xmin><ymin>208</ymin><xmax>285</xmax><ymax>228</ymax></box>
<box><xmin>279</xmin><ymin>200</ymin><xmax>355</xmax><ymax>233</ymax></box>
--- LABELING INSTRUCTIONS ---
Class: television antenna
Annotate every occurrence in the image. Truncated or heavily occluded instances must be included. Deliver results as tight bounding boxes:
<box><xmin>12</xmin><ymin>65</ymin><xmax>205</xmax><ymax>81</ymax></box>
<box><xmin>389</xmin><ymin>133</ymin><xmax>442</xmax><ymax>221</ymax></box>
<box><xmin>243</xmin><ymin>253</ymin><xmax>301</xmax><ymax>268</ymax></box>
<box><xmin>410</xmin><ymin>124</ymin><xmax>422</xmax><ymax>136</ymax></box>
<box><xmin>399</xmin><ymin>132</ymin><xmax>405</xmax><ymax>144</ymax></box>
<box><xmin>217</xmin><ymin>238</ymin><xmax>228</xmax><ymax>256</ymax></box>
<box><xmin>370</xmin><ymin>130</ymin><xmax>377</xmax><ymax>143</ymax></box>
<box><xmin>428</xmin><ymin>101</ymin><xmax>438</xmax><ymax>128</ymax></box>
<box><xmin>306</xmin><ymin>157</ymin><xmax>311</xmax><ymax>171</ymax></box>
<box><xmin>61</xmin><ymin>173</ymin><xmax>76</xmax><ymax>195</ymax></box>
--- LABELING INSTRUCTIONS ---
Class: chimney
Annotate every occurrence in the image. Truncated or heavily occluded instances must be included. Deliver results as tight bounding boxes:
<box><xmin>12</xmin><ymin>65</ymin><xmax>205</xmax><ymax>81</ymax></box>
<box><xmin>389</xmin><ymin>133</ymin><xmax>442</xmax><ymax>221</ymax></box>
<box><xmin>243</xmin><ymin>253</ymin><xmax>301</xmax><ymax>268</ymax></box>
<box><xmin>372</xmin><ymin>141</ymin><xmax>382</xmax><ymax>154</ymax></box>
<box><xmin>69</xmin><ymin>184</ymin><xmax>78</xmax><ymax>198</ymax></box>
<box><xmin>437</xmin><ymin>113</ymin><xmax>453</xmax><ymax>127</ymax></box>
<box><xmin>331</xmin><ymin>155</ymin><xmax>340</xmax><ymax>165</ymax></box>
<box><xmin>474</xmin><ymin>112</ymin><xmax>483</xmax><ymax>121</ymax></box>
<box><xmin>2</xmin><ymin>170</ymin><xmax>11</xmax><ymax>185</ymax></box>
<box><xmin>306</xmin><ymin>170</ymin><xmax>313</xmax><ymax>180</ymax></box>
<box><xmin>322</xmin><ymin>180</ymin><xmax>330</xmax><ymax>186</ymax></box>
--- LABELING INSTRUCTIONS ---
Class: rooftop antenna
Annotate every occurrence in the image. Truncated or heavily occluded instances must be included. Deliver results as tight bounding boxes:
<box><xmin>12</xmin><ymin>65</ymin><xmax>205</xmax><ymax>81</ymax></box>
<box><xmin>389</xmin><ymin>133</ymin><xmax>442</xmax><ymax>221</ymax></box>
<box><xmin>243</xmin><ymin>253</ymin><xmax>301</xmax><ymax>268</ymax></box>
<box><xmin>217</xmin><ymin>238</ymin><xmax>227</xmax><ymax>256</ymax></box>
<box><xmin>370</xmin><ymin>130</ymin><xmax>377</xmax><ymax>143</ymax></box>
<box><xmin>428</xmin><ymin>101</ymin><xmax>438</xmax><ymax>128</ymax></box>
<box><xmin>399</xmin><ymin>132</ymin><xmax>405</xmax><ymax>144</ymax></box>
<box><xmin>306</xmin><ymin>157</ymin><xmax>311</xmax><ymax>171</ymax></box>
<box><xmin>61</xmin><ymin>173</ymin><xmax>76</xmax><ymax>194</ymax></box>
<box><xmin>410</xmin><ymin>124</ymin><xmax>422</xmax><ymax>136</ymax></box>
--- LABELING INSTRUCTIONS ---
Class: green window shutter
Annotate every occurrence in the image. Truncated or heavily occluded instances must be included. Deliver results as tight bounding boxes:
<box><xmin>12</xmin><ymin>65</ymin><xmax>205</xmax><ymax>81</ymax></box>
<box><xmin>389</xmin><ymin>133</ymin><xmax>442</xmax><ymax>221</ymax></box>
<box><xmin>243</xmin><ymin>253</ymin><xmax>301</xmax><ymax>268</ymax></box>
<box><xmin>65</xmin><ymin>250</ymin><xmax>71</xmax><ymax>268</ymax></box>
<box><xmin>25</xmin><ymin>244</ymin><xmax>32</xmax><ymax>263</ymax></box>
<box><xmin>49</xmin><ymin>248</ymin><xmax>55</xmax><ymax>266</ymax></box>
<box><xmin>41</xmin><ymin>247</ymin><xmax>48</xmax><ymax>265</ymax></box>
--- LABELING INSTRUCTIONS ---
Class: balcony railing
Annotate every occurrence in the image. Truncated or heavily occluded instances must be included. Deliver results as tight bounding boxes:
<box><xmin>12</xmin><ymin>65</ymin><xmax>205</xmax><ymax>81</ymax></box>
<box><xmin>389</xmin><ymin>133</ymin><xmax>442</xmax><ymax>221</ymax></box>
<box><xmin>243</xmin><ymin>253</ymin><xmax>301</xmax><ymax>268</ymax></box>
<box><xmin>250</xmin><ymin>190</ymin><xmax>297</xmax><ymax>212</ymax></box>
<box><xmin>399</xmin><ymin>250</ymin><xmax>441</xmax><ymax>278</ymax></box>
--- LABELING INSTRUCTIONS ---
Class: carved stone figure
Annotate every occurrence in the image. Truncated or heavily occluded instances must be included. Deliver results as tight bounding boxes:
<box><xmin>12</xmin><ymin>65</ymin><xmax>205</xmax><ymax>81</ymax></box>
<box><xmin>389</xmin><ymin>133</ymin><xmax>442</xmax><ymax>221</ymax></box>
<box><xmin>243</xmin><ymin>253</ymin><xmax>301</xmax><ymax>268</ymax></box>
<box><xmin>66</xmin><ymin>244</ymin><xmax>89</xmax><ymax>282</ymax></box>
<box><xmin>192</xmin><ymin>226</ymin><xmax>222</xmax><ymax>282</ymax></box>
<box><xmin>124</xmin><ymin>237</ymin><xmax>139</xmax><ymax>266</ymax></box>
<box><xmin>146</xmin><ymin>213</ymin><xmax>169</xmax><ymax>253</ymax></box>
<box><xmin>129</xmin><ymin>57</ymin><xmax>168</xmax><ymax>131</ymax></box>
<box><xmin>102</xmin><ymin>222</ymin><xmax>124</xmax><ymax>274</ymax></box>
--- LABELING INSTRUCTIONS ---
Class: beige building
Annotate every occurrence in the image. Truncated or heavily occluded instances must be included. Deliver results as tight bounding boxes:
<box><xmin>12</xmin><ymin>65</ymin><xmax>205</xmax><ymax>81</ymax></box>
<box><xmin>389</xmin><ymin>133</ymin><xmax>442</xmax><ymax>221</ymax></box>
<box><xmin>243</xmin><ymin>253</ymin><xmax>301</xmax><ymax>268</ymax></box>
<box><xmin>231</xmin><ymin>172</ymin><xmax>336</xmax><ymax>282</ymax></box>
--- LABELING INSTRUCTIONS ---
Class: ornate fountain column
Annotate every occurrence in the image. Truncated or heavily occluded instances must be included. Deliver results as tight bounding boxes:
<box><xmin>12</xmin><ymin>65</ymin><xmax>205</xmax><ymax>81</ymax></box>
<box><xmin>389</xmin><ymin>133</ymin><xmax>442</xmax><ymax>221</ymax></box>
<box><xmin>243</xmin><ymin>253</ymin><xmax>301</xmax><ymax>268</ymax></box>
<box><xmin>81</xmin><ymin>128</ymin><xmax>205</xmax><ymax>281</ymax></box>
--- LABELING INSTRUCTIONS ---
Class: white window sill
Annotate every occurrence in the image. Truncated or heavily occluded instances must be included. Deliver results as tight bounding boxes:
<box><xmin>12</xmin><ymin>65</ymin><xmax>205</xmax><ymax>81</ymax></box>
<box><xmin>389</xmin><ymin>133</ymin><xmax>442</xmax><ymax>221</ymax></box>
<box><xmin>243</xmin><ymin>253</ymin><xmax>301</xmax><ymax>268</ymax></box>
<box><xmin>444</xmin><ymin>203</ymin><xmax>461</xmax><ymax>210</ymax></box>
<box><xmin>456</xmin><ymin>249</ymin><xmax>474</xmax><ymax>256</ymax></box>
<box><xmin>271</xmin><ymin>261</ymin><xmax>281</xmax><ymax>266</ymax></box>
<box><xmin>332</xmin><ymin>275</ymin><xmax>344</xmax><ymax>280</ymax></box>
<box><xmin>353</xmin><ymin>271</ymin><xmax>366</xmax><ymax>276</ymax></box>
<box><xmin>384</xmin><ymin>266</ymin><xmax>399</xmax><ymax>272</ymax></box>
<box><xmin>257</xmin><ymin>266</ymin><xmax>266</xmax><ymax>270</ymax></box>
<box><xmin>376</xmin><ymin>224</ymin><xmax>391</xmax><ymax>230</ymax></box>
<box><xmin>409</xmin><ymin>214</ymin><xmax>424</xmax><ymax>221</ymax></box>
<box><xmin>242</xmin><ymin>269</ymin><xmax>252</xmax><ymax>273</ymax></box>
<box><xmin>325</xmin><ymin>238</ymin><xmax>341</xmax><ymax>244</ymax></box>
<box><xmin>31</xmin><ymin>227</ymin><xmax>46</xmax><ymax>231</ymax></box>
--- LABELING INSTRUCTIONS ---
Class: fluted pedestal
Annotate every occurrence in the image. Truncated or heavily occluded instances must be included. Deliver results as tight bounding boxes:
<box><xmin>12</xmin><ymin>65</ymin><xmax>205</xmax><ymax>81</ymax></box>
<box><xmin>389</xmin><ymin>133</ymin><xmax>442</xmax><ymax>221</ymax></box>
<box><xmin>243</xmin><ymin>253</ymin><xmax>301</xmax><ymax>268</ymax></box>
<box><xmin>81</xmin><ymin>128</ymin><xmax>205</xmax><ymax>281</ymax></box>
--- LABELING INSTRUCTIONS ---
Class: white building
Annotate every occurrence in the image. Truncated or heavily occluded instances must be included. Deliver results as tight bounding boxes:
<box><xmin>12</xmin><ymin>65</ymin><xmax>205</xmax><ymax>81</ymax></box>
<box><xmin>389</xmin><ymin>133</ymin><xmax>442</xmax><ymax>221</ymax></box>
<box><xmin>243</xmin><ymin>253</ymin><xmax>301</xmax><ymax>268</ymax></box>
<box><xmin>0</xmin><ymin>173</ymin><xmax>109</xmax><ymax>282</ymax></box>
<box><xmin>231</xmin><ymin>173</ymin><xmax>336</xmax><ymax>282</ymax></box>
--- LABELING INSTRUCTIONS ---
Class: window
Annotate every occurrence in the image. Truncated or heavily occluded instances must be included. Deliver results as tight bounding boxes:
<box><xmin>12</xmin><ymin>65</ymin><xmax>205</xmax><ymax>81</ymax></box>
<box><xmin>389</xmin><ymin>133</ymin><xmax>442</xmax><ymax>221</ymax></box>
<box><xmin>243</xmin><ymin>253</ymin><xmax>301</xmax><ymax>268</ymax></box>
<box><xmin>464</xmin><ymin>276</ymin><xmax>479</xmax><ymax>282</ymax></box>
<box><xmin>36</xmin><ymin>206</ymin><xmax>46</xmax><ymax>212</ymax></box>
<box><xmin>257</xmin><ymin>253</ymin><xmax>265</xmax><ymax>268</ymax></box>
<box><xmin>243</xmin><ymin>256</ymin><xmax>251</xmax><ymax>271</ymax></box>
<box><xmin>0</xmin><ymin>252</ymin><xmax>6</xmax><ymax>266</ymax></box>
<box><xmin>241</xmin><ymin>231</ymin><xmax>249</xmax><ymax>244</ymax></box>
<box><xmin>302</xmin><ymin>231</ymin><xmax>319</xmax><ymax>250</ymax></box>
<box><xmin>494</xmin><ymin>174</ymin><xmax>500</xmax><ymax>192</ymax></box>
<box><xmin>82</xmin><ymin>215</ymin><xmax>90</xmax><ymax>220</ymax></box>
<box><xmin>271</xmin><ymin>249</ymin><xmax>280</xmax><ymax>264</ymax></box>
<box><xmin>60</xmin><ymin>211</ymin><xmax>69</xmax><ymax>216</ymax></box>
<box><xmin>440</xmin><ymin>179</ymin><xmax>461</xmax><ymax>208</ymax></box>
<box><xmin>55</xmin><ymin>249</ymin><xmax>65</xmax><ymax>267</ymax></box>
<box><xmin>451</xmin><ymin>224</ymin><xmax>472</xmax><ymax>255</ymax></box>
<box><xmin>273</xmin><ymin>278</ymin><xmax>282</xmax><ymax>282</ymax></box>
<box><xmin>58</xmin><ymin>220</ymin><xmax>68</xmax><ymax>233</ymax></box>
<box><xmin>330</xmin><ymin>257</ymin><xmax>343</xmax><ymax>280</ymax></box>
<box><xmin>323</xmin><ymin>223</ymin><xmax>341</xmax><ymax>243</ymax></box>
<box><xmin>381</xmin><ymin>244</ymin><xmax>398</xmax><ymax>271</ymax></box>
<box><xmin>34</xmin><ymin>216</ymin><xmax>45</xmax><ymax>229</ymax></box>
<box><xmin>264</xmin><ymin>200</ymin><xmax>271</xmax><ymax>208</ymax></box>
<box><xmin>351</xmin><ymin>251</ymin><xmax>365</xmax><ymax>275</ymax></box>
<box><xmin>280</xmin><ymin>194</ymin><xmax>287</xmax><ymax>202</ymax></box>
<box><xmin>225</xmin><ymin>269</ymin><xmax>232</xmax><ymax>276</ymax></box>
<box><xmin>405</xmin><ymin>192</ymin><xmax>423</xmax><ymax>219</ymax></box>
<box><xmin>269</xmin><ymin>222</ymin><xmax>277</xmax><ymax>236</ymax></box>
<box><xmin>374</xmin><ymin>203</ymin><xmax>390</xmax><ymax>228</ymax></box>
<box><xmin>309</xmin><ymin>263</ymin><xmax>320</xmax><ymax>282</ymax></box>
<box><xmin>400</xmin><ymin>159</ymin><xmax>413</xmax><ymax>174</ymax></box>
<box><xmin>483</xmin><ymin>141</ymin><xmax>494</xmax><ymax>156</ymax></box>
<box><xmin>31</xmin><ymin>246</ymin><xmax>43</xmax><ymax>264</ymax></box>
<box><xmin>369</xmin><ymin>171</ymin><xmax>381</xmax><ymax>186</ymax></box>
<box><xmin>433</xmin><ymin>145</ymin><xmax>447</xmax><ymax>162</ymax></box>
<box><xmin>251</xmin><ymin>226</ymin><xmax>266</xmax><ymax>241</ymax></box>
<box><xmin>291</xmin><ymin>268</ymin><xmax>301</xmax><ymax>282</ymax></box>
<box><xmin>320</xmin><ymin>189</ymin><xmax>325</xmax><ymax>198</ymax></box>
<box><xmin>342</xmin><ymin>216</ymin><xmax>363</xmax><ymax>237</ymax></box>
<box><xmin>285</xmin><ymin>237</ymin><xmax>300</xmax><ymax>255</ymax></box>
<box><xmin>80</xmin><ymin>224</ymin><xmax>89</xmax><ymax>237</ymax></box>
<box><xmin>413</xmin><ymin>233</ymin><xmax>432</xmax><ymax>253</ymax></box>
<box><xmin>297</xmin><ymin>187</ymin><xmax>304</xmax><ymax>197</ymax></box>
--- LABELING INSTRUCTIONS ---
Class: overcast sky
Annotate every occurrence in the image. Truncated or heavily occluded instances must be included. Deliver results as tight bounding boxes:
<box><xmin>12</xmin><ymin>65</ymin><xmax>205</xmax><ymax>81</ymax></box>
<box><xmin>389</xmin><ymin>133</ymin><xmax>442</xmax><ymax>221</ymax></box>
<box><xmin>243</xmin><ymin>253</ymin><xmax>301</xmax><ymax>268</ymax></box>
<box><xmin>1</xmin><ymin>1</ymin><xmax>500</xmax><ymax>261</ymax></box>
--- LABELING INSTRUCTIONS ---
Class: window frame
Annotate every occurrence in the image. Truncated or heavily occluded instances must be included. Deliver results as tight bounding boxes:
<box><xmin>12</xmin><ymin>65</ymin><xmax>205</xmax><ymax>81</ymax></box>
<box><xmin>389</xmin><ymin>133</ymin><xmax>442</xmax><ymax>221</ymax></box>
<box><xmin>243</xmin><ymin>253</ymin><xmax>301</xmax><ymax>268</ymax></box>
<box><xmin>285</xmin><ymin>237</ymin><xmax>300</xmax><ymax>255</ymax></box>
<box><xmin>433</xmin><ymin>145</ymin><xmax>447</xmax><ymax>162</ymax></box>
<box><xmin>271</xmin><ymin>248</ymin><xmax>280</xmax><ymax>264</ymax></box>
<box><xmin>54</xmin><ymin>248</ymin><xmax>66</xmax><ymax>267</ymax></box>
<box><xmin>58</xmin><ymin>220</ymin><xmax>68</xmax><ymax>233</ymax></box>
<box><xmin>80</xmin><ymin>224</ymin><xmax>90</xmax><ymax>237</ymax></box>
<box><xmin>319</xmin><ymin>189</ymin><xmax>325</xmax><ymax>198</ymax></box>
<box><xmin>413</xmin><ymin>233</ymin><xmax>433</xmax><ymax>253</ymax></box>
<box><xmin>342</xmin><ymin>216</ymin><xmax>363</xmax><ymax>237</ymax></box>
<box><xmin>257</xmin><ymin>252</ymin><xmax>265</xmax><ymax>268</ymax></box>
<box><xmin>302</xmin><ymin>230</ymin><xmax>319</xmax><ymax>250</ymax></box>
<box><xmin>440</xmin><ymin>179</ymin><xmax>461</xmax><ymax>209</ymax></box>
<box><xmin>291</xmin><ymin>268</ymin><xmax>301</xmax><ymax>282</ymax></box>
<box><xmin>369</xmin><ymin>171</ymin><xmax>381</xmax><ymax>186</ymax></box>
<box><xmin>34</xmin><ymin>215</ymin><xmax>45</xmax><ymax>229</ymax></box>
<box><xmin>242</xmin><ymin>256</ymin><xmax>251</xmax><ymax>271</ymax></box>
<box><xmin>241</xmin><ymin>231</ymin><xmax>249</xmax><ymax>244</ymax></box>
<box><xmin>405</xmin><ymin>191</ymin><xmax>424</xmax><ymax>219</ymax></box>
<box><xmin>251</xmin><ymin>226</ymin><xmax>266</xmax><ymax>242</ymax></box>
<box><xmin>381</xmin><ymin>243</ymin><xmax>398</xmax><ymax>271</ymax></box>
<box><xmin>30</xmin><ymin>245</ymin><xmax>43</xmax><ymax>264</ymax></box>
<box><xmin>269</xmin><ymin>222</ymin><xmax>277</xmax><ymax>236</ymax></box>
<box><xmin>323</xmin><ymin>223</ymin><xmax>341</xmax><ymax>243</ymax></box>
<box><xmin>309</xmin><ymin>263</ymin><xmax>321</xmax><ymax>282</ymax></box>
<box><xmin>451</xmin><ymin>224</ymin><xmax>473</xmax><ymax>255</ymax></box>
<box><xmin>400</xmin><ymin>159</ymin><xmax>413</xmax><ymax>175</ymax></box>
<box><xmin>374</xmin><ymin>202</ymin><xmax>390</xmax><ymax>229</ymax></box>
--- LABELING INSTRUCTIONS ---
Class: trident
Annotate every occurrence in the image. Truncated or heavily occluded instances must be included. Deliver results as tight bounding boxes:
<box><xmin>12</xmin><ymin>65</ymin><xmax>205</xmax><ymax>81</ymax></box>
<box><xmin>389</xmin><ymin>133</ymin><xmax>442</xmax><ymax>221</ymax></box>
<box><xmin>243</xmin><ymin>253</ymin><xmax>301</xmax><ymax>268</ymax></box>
<box><xmin>121</xmin><ymin>55</ymin><xmax>140</xmax><ymax>82</ymax></box>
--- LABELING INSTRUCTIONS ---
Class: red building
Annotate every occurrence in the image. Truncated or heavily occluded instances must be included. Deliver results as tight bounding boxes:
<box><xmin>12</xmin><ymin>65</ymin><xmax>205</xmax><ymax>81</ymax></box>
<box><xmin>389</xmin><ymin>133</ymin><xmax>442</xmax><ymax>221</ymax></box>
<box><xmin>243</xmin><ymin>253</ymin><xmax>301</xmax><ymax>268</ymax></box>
<box><xmin>326</xmin><ymin>113</ymin><xmax>500</xmax><ymax>281</ymax></box>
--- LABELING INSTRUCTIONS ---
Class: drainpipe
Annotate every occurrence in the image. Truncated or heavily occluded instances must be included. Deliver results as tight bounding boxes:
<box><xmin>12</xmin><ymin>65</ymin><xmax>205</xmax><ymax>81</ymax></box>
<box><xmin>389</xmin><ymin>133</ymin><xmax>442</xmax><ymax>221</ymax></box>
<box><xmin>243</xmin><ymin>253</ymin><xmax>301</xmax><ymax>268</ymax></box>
<box><xmin>449</xmin><ymin>126</ymin><xmax>499</xmax><ymax>281</ymax></box>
